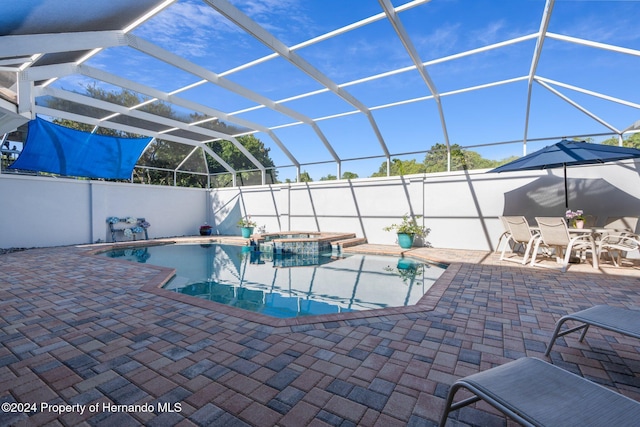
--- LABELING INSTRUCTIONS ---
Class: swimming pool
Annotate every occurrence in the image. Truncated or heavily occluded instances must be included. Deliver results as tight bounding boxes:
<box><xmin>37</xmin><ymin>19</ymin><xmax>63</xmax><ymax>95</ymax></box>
<box><xmin>103</xmin><ymin>243</ymin><xmax>447</xmax><ymax>318</ymax></box>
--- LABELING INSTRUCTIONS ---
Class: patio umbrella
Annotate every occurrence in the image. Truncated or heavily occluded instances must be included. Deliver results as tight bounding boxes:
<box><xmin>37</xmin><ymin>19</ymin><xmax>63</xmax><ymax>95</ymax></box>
<box><xmin>489</xmin><ymin>139</ymin><xmax>640</xmax><ymax>208</ymax></box>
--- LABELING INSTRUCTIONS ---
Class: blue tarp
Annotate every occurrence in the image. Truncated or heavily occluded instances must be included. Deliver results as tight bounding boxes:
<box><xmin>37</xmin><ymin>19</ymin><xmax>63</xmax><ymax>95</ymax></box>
<box><xmin>9</xmin><ymin>117</ymin><xmax>151</xmax><ymax>179</ymax></box>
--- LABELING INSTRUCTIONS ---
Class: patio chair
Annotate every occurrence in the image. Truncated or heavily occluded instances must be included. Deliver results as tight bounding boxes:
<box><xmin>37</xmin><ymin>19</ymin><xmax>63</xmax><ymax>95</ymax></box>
<box><xmin>499</xmin><ymin>216</ymin><xmax>539</xmax><ymax>265</ymax></box>
<box><xmin>599</xmin><ymin>217</ymin><xmax>640</xmax><ymax>266</ymax></box>
<box><xmin>530</xmin><ymin>217</ymin><xmax>598</xmax><ymax>272</ymax></box>
<box><xmin>598</xmin><ymin>233</ymin><xmax>640</xmax><ymax>267</ymax></box>
<box><xmin>494</xmin><ymin>216</ymin><xmax>511</xmax><ymax>253</ymax></box>
<box><xmin>583</xmin><ymin>214</ymin><xmax>598</xmax><ymax>228</ymax></box>
<box><xmin>603</xmin><ymin>216</ymin><xmax>639</xmax><ymax>233</ymax></box>
<box><xmin>439</xmin><ymin>357</ymin><xmax>640</xmax><ymax>427</ymax></box>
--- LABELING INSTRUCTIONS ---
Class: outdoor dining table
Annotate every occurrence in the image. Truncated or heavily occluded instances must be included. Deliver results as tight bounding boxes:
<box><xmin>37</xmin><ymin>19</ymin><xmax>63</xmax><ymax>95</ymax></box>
<box><xmin>567</xmin><ymin>227</ymin><xmax>609</xmax><ymax>237</ymax></box>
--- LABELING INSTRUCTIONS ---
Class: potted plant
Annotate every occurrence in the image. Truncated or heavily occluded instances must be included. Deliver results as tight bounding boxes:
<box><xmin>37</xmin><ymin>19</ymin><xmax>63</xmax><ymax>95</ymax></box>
<box><xmin>199</xmin><ymin>223</ymin><xmax>212</xmax><ymax>236</ymax></box>
<box><xmin>237</xmin><ymin>216</ymin><xmax>257</xmax><ymax>238</ymax></box>
<box><xmin>565</xmin><ymin>209</ymin><xmax>586</xmax><ymax>229</ymax></box>
<box><xmin>383</xmin><ymin>214</ymin><xmax>429</xmax><ymax>249</ymax></box>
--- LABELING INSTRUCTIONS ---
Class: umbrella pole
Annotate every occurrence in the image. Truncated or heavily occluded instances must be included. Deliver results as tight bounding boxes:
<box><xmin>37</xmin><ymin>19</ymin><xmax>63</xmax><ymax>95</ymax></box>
<box><xmin>564</xmin><ymin>163</ymin><xmax>568</xmax><ymax>209</ymax></box>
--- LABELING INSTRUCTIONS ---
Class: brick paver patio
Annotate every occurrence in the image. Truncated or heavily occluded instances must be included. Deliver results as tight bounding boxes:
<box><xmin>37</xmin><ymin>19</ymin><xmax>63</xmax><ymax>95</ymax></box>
<box><xmin>2</xmin><ymin>239</ymin><xmax>640</xmax><ymax>426</ymax></box>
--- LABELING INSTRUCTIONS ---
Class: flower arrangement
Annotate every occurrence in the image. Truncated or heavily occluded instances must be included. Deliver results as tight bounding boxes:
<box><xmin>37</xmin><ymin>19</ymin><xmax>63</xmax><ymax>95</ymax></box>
<box><xmin>566</xmin><ymin>209</ymin><xmax>586</xmax><ymax>228</ymax></box>
<box><xmin>565</xmin><ymin>209</ymin><xmax>585</xmax><ymax>221</ymax></box>
<box><xmin>383</xmin><ymin>214</ymin><xmax>429</xmax><ymax>237</ymax></box>
<box><xmin>237</xmin><ymin>216</ymin><xmax>257</xmax><ymax>228</ymax></box>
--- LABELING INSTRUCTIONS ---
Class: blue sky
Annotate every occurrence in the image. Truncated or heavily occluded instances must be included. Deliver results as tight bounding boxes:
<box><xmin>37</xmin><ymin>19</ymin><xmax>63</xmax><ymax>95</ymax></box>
<box><xmin>55</xmin><ymin>0</ymin><xmax>640</xmax><ymax>181</ymax></box>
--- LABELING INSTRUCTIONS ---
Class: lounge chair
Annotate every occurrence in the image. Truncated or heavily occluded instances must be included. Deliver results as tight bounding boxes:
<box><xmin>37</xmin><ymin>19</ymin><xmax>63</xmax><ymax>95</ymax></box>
<box><xmin>530</xmin><ymin>217</ymin><xmax>598</xmax><ymax>272</ymax></box>
<box><xmin>499</xmin><ymin>216</ymin><xmax>538</xmax><ymax>265</ymax></box>
<box><xmin>545</xmin><ymin>305</ymin><xmax>640</xmax><ymax>356</ymax></box>
<box><xmin>439</xmin><ymin>357</ymin><xmax>640</xmax><ymax>427</ymax></box>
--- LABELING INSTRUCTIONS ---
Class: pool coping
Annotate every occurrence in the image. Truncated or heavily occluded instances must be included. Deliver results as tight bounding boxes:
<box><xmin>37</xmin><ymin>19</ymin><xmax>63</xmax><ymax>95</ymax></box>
<box><xmin>81</xmin><ymin>237</ymin><xmax>458</xmax><ymax>327</ymax></box>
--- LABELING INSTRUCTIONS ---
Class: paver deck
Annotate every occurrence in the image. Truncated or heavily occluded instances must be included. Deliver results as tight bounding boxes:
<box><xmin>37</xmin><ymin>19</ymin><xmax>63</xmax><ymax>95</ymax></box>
<box><xmin>2</xmin><ymin>238</ymin><xmax>640</xmax><ymax>426</ymax></box>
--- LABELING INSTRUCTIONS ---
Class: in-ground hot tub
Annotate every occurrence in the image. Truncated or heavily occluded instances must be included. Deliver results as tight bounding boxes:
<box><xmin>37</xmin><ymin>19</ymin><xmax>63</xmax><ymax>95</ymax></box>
<box><xmin>255</xmin><ymin>231</ymin><xmax>358</xmax><ymax>256</ymax></box>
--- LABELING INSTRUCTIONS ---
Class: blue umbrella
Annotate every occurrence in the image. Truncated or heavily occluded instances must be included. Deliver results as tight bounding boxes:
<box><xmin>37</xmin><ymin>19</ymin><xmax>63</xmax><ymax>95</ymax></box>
<box><xmin>489</xmin><ymin>139</ymin><xmax>640</xmax><ymax>208</ymax></box>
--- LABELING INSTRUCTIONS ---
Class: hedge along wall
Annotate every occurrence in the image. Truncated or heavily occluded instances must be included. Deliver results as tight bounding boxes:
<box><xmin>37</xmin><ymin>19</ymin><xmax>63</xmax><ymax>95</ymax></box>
<box><xmin>2</xmin><ymin>159</ymin><xmax>639</xmax><ymax>250</ymax></box>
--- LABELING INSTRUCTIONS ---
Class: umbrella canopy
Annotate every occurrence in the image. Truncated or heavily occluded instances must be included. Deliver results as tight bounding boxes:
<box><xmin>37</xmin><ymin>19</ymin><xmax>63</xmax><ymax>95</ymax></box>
<box><xmin>489</xmin><ymin>139</ymin><xmax>640</xmax><ymax>208</ymax></box>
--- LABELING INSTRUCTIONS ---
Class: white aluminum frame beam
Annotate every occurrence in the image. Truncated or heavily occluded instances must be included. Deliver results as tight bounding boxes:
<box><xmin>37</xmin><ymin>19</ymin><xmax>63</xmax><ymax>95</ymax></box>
<box><xmin>125</xmin><ymin>33</ymin><xmax>341</xmax><ymax>166</ymax></box>
<box><xmin>75</xmin><ymin>64</ymin><xmax>300</xmax><ymax>170</ymax></box>
<box><xmin>546</xmin><ymin>33</ymin><xmax>640</xmax><ymax>58</ymax></box>
<box><xmin>231</xmin><ymin>32</ymin><xmax>538</xmax><ymax>121</ymax></box>
<box><xmin>218</xmin><ymin>0</ymin><xmax>429</xmax><ymax>78</ymax></box>
<box><xmin>0</xmin><ymin>31</ymin><xmax>127</xmax><ymax>58</ymax></box>
<box><xmin>536</xmin><ymin>79</ymin><xmax>620</xmax><ymax>134</ymax></box>
<box><xmin>378</xmin><ymin>0</ymin><xmax>450</xmax><ymax>161</ymax></box>
<box><xmin>536</xmin><ymin>76</ymin><xmax>640</xmax><ymax>110</ymax></box>
<box><xmin>203</xmin><ymin>0</ymin><xmax>391</xmax><ymax>163</ymax></box>
<box><xmin>523</xmin><ymin>0</ymin><xmax>555</xmax><ymax>155</ymax></box>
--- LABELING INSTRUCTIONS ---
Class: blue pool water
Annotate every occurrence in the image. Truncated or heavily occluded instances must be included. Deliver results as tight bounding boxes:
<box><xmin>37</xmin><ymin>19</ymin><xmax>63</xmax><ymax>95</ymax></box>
<box><xmin>103</xmin><ymin>243</ymin><xmax>447</xmax><ymax>318</ymax></box>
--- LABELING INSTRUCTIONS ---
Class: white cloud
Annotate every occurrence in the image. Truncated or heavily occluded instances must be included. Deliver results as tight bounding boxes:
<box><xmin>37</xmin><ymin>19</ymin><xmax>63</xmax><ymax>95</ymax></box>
<box><xmin>472</xmin><ymin>20</ymin><xmax>507</xmax><ymax>46</ymax></box>
<box><xmin>414</xmin><ymin>23</ymin><xmax>462</xmax><ymax>59</ymax></box>
<box><xmin>134</xmin><ymin>1</ymin><xmax>243</xmax><ymax>58</ymax></box>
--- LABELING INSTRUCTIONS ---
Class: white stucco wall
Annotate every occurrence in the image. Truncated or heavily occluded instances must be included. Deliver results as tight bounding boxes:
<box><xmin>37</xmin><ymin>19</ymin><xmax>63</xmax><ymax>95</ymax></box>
<box><xmin>2</xmin><ymin>158</ymin><xmax>639</xmax><ymax>250</ymax></box>
<box><xmin>210</xmin><ymin>159</ymin><xmax>640</xmax><ymax>250</ymax></box>
<box><xmin>0</xmin><ymin>174</ymin><xmax>208</xmax><ymax>248</ymax></box>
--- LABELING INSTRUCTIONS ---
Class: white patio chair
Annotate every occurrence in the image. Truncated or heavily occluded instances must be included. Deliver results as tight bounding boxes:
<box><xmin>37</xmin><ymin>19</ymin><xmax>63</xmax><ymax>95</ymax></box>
<box><xmin>531</xmin><ymin>217</ymin><xmax>598</xmax><ymax>272</ymax></box>
<box><xmin>494</xmin><ymin>216</ymin><xmax>511</xmax><ymax>253</ymax></box>
<box><xmin>499</xmin><ymin>216</ymin><xmax>539</xmax><ymax>265</ymax></box>
<box><xmin>603</xmin><ymin>216</ymin><xmax>639</xmax><ymax>233</ymax></box>
<box><xmin>598</xmin><ymin>217</ymin><xmax>640</xmax><ymax>266</ymax></box>
<box><xmin>584</xmin><ymin>215</ymin><xmax>598</xmax><ymax>228</ymax></box>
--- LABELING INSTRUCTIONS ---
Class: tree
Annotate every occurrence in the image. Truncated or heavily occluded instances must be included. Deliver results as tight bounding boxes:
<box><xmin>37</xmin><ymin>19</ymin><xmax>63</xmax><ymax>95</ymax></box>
<box><xmin>319</xmin><ymin>171</ymin><xmax>359</xmax><ymax>180</ymax></box>
<box><xmin>370</xmin><ymin>158</ymin><xmax>425</xmax><ymax>177</ymax></box>
<box><xmin>424</xmin><ymin>143</ymin><xmax>486</xmax><ymax>172</ymax></box>
<box><xmin>601</xmin><ymin>133</ymin><xmax>640</xmax><ymax>149</ymax></box>
<box><xmin>320</xmin><ymin>174</ymin><xmax>337</xmax><ymax>181</ymax></box>
<box><xmin>299</xmin><ymin>171</ymin><xmax>313</xmax><ymax>182</ymax></box>
<box><xmin>206</xmin><ymin>135</ymin><xmax>277</xmax><ymax>187</ymax></box>
<box><xmin>423</xmin><ymin>143</ymin><xmax>518</xmax><ymax>172</ymax></box>
<box><xmin>341</xmin><ymin>171</ymin><xmax>359</xmax><ymax>180</ymax></box>
<box><xmin>369</xmin><ymin>143</ymin><xmax>520</xmax><ymax>177</ymax></box>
